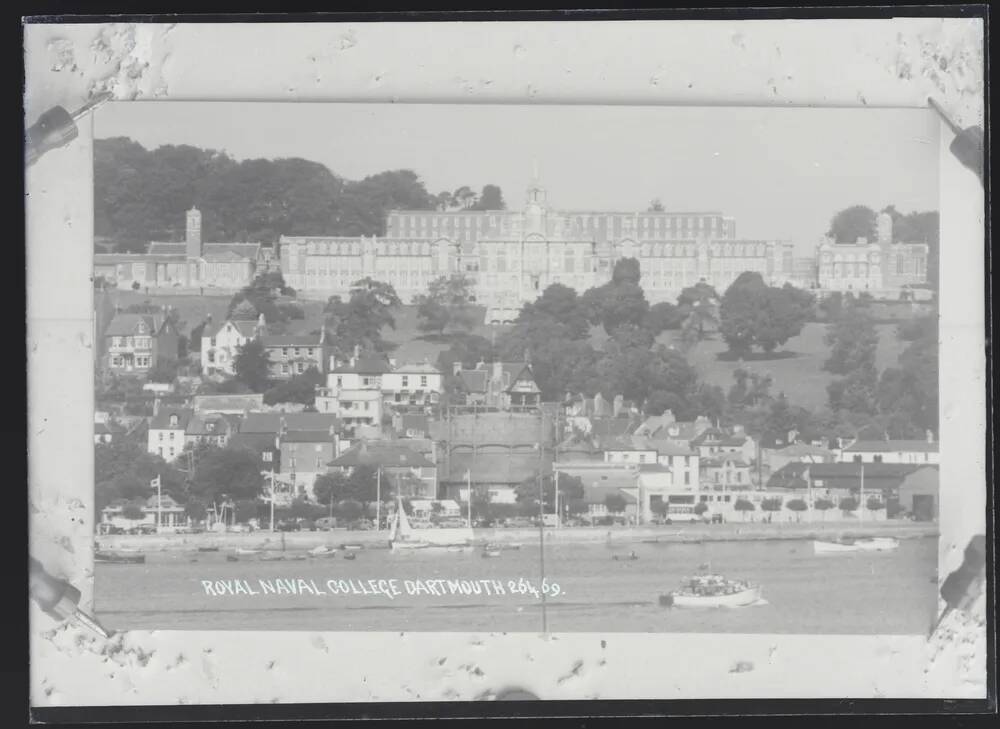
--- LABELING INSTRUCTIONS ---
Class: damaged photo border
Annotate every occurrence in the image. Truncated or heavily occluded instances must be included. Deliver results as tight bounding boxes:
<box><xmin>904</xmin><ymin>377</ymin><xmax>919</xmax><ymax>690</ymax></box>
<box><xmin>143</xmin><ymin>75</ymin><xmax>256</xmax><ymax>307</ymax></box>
<box><xmin>24</xmin><ymin>9</ymin><xmax>993</xmax><ymax>723</ymax></box>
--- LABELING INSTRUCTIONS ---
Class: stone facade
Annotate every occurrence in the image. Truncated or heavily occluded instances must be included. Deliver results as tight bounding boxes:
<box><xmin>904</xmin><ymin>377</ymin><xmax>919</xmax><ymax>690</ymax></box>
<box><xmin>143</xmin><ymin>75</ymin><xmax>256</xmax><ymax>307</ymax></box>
<box><xmin>817</xmin><ymin>212</ymin><xmax>929</xmax><ymax>294</ymax></box>
<box><xmin>279</xmin><ymin>175</ymin><xmax>799</xmax><ymax>319</ymax></box>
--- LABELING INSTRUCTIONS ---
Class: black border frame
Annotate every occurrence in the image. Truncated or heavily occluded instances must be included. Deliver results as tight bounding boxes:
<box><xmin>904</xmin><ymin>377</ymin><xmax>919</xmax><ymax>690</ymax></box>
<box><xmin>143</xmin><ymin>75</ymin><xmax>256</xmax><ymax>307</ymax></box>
<box><xmin>18</xmin><ymin>3</ymin><xmax>994</xmax><ymax>724</ymax></box>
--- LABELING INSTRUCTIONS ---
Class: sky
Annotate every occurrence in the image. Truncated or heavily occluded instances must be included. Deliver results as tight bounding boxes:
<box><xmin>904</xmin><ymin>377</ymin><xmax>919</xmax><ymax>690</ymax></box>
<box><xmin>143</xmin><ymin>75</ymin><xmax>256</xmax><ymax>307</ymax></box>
<box><xmin>95</xmin><ymin>102</ymin><xmax>939</xmax><ymax>256</ymax></box>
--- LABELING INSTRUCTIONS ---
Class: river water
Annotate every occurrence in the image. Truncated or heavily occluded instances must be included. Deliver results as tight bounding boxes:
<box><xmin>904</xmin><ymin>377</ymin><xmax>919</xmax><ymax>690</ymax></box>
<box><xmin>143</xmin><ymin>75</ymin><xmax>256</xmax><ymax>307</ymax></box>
<box><xmin>95</xmin><ymin>536</ymin><xmax>937</xmax><ymax>634</ymax></box>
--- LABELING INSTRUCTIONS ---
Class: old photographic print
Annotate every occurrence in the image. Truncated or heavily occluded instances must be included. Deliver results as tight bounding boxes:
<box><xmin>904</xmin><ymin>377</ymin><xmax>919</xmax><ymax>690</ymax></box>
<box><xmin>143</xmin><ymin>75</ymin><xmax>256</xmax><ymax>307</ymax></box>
<box><xmin>90</xmin><ymin>102</ymin><xmax>940</xmax><ymax>635</ymax></box>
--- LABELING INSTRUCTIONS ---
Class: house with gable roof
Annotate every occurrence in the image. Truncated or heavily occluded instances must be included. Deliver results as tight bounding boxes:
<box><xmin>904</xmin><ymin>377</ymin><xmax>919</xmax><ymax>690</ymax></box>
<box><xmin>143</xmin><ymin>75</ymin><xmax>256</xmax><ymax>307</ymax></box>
<box><xmin>451</xmin><ymin>360</ymin><xmax>541</xmax><ymax>410</ymax></box>
<box><xmin>104</xmin><ymin>312</ymin><xmax>180</xmax><ymax>373</ymax></box>
<box><xmin>200</xmin><ymin>314</ymin><xmax>265</xmax><ymax>376</ymax></box>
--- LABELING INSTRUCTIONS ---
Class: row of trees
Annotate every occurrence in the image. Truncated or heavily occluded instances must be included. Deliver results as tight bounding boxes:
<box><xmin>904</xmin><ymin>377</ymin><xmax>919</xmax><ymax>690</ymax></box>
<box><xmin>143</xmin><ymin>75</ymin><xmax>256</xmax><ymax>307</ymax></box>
<box><xmin>95</xmin><ymin>137</ymin><xmax>507</xmax><ymax>252</ymax></box>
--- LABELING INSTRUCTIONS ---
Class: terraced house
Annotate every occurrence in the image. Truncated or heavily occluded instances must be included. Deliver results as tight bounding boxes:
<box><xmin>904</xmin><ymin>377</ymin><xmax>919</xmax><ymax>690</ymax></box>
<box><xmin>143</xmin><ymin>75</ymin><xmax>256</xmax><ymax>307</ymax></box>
<box><xmin>104</xmin><ymin>312</ymin><xmax>179</xmax><ymax>373</ymax></box>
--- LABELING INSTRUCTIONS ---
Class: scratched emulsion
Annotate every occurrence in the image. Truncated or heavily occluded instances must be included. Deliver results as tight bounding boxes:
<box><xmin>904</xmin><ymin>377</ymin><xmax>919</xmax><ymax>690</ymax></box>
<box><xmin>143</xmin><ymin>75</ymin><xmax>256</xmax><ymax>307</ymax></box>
<box><xmin>26</xmin><ymin>18</ymin><xmax>985</xmax><ymax>707</ymax></box>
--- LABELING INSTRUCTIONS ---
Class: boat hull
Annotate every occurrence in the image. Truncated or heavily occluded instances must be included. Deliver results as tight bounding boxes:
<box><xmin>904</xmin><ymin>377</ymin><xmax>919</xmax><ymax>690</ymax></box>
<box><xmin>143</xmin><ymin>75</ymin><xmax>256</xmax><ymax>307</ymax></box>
<box><xmin>95</xmin><ymin>551</ymin><xmax>145</xmax><ymax>564</ymax></box>
<box><xmin>663</xmin><ymin>586</ymin><xmax>762</xmax><ymax>608</ymax></box>
<box><xmin>814</xmin><ymin>537</ymin><xmax>900</xmax><ymax>554</ymax></box>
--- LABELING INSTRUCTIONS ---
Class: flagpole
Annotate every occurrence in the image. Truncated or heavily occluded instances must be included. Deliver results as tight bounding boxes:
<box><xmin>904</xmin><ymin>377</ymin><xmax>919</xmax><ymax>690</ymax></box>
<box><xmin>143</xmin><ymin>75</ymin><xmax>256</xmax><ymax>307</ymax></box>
<box><xmin>269</xmin><ymin>468</ymin><xmax>275</xmax><ymax>532</ymax></box>
<box><xmin>155</xmin><ymin>475</ymin><xmax>162</xmax><ymax>533</ymax></box>
<box><xmin>467</xmin><ymin>469</ymin><xmax>472</xmax><ymax>528</ymax></box>
<box><xmin>859</xmin><ymin>462</ymin><xmax>864</xmax><ymax>524</ymax></box>
<box><xmin>376</xmin><ymin>467</ymin><xmax>382</xmax><ymax>531</ymax></box>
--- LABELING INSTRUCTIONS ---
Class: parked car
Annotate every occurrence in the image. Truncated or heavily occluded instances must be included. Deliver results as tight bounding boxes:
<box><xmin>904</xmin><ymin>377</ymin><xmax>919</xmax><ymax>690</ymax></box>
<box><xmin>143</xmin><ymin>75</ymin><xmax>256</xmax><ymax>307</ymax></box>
<box><xmin>315</xmin><ymin>517</ymin><xmax>338</xmax><ymax>531</ymax></box>
<box><xmin>276</xmin><ymin>519</ymin><xmax>300</xmax><ymax>532</ymax></box>
<box><xmin>296</xmin><ymin>518</ymin><xmax>316</xmax><ymax>531</ymax></box>
<box><xmin>710</xmin><ymin>513</ymin><xmax>724</xmax><ymax>524</ymax></box>
<box><xmin>347</xmin><ymin>519</ymin><xmax>374</xmax><ymax>531</ymax></box>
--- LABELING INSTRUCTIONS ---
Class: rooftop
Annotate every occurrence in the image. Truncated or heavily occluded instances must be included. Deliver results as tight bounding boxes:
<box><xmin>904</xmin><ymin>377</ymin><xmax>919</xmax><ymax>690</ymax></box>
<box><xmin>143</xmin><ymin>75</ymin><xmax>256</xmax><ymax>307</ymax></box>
<box><xmin>330</xmin><ymin>441</ymin><xmax>435</xmax><ymax>469</ymax></box>
<box><xmin>843</xmin><ymin>440</ymin><xmax>939</xmax><ymax>453</ymax></box>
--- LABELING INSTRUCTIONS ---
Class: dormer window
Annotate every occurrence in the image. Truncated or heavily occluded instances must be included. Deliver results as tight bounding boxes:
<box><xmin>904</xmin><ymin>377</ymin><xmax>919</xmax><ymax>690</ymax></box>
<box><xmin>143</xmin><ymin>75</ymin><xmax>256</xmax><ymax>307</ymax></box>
<box><xmin>207</xmin><ymin>422</ymin><xmax>216</xmax><ymax>433</ymax></box>
<box><xmin>169</xmin><ymin>414</ymin><xmax>179</xmax><ymax>428</ymax></box>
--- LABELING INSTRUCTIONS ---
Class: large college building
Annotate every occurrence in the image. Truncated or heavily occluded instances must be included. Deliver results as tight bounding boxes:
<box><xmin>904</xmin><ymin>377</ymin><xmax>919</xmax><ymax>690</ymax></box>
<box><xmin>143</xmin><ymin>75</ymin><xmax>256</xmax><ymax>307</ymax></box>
<box><xmin>279</xmin><ymin>175</ymin><xmax>805</xmax><ymax>321</ymax></box>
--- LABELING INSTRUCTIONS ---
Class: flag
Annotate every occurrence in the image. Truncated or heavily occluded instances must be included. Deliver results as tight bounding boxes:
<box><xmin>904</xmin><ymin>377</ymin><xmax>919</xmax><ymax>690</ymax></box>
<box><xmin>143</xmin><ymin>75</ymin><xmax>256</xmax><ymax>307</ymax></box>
<box><xmin>150</xmin><ymin>475</ymin><xmax>161</xmax><ymax>489</ymax></box>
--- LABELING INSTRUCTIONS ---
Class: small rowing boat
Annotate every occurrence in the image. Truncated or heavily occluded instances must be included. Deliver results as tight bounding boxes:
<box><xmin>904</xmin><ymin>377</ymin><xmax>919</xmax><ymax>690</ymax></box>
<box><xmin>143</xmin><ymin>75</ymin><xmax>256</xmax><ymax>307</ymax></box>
<box><xmin>235</xmin><ymin>548</ymin><xmax>261</xmax><ymax>556</ymax></box>
<box><xmin>197</xmin><ymin>546</ymin><xmax>220</xmax><ymax>552</ymax></box>
<box><xmin>612</xmin><ymin>551</ymin><xmax>639</xmax><ymax>561</ymax></box>
<box><xmin>481</xmin><ymin>549</ymin><xmax>502</xmax><ymax>558</ymax></box>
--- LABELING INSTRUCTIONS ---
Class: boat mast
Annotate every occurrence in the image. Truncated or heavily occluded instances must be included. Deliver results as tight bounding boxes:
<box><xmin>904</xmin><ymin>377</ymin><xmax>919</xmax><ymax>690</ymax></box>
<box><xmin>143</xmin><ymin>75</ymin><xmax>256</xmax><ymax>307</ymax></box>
<box><xmin>859</xmin><ymin>461</ymin><xmax>864</xmax><ymax>524</ymax></box>
<box><xmin>538</xmin><ymin>407</ymin><xmax>548</xmax><ymax>633</ymax></box>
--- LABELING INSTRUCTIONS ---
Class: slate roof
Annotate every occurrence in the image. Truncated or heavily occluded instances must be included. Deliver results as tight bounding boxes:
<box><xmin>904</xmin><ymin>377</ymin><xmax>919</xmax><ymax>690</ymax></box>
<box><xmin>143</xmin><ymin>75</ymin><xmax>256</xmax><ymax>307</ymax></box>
<box><xmin>239</xmin><ymin>412</ymin><xmax>339</xmax><ymax>434</ymax></box>
<box><xmin>204</xmin><ymin>320</ymin><xmax>259</xmax><ymax>339</ymax></box>
<box><xmin>261</xmin><ymin>334</ymin><xmax>324</xmax><ymax>348</ymax></box>
<box><xmin>149</xmin><ymin>408</ymin><xmax>195</xmax><ymax>431</ymax></box>
<box><xmin>147</xmin><ymin>242</ymin><xmax>262</xmax><ymax>258</ymax></box>
<box><xmin>843</xmin><ymin>440</ymin><xmax>939</xmax><ymax>454</ymax></box>
<box><xmin>332</xmin><ymin>355</ymin><xmax>393</xmax><ymax>374</ymax></box>
<box><xmin>397</xmin><ymin>414</ymin><xmax>430</xmax><ymax>434</ymax></box>
<box><xmin>191</xmin><ymin>394</ymin><xmax>264</xmax><ymax>413</ymax></box>
<box><xmin>104</xmin><ymin>314</ymin><xmax>163</xmax><ymax>338</ymax></box>
<box><xmin>330</xmin><ymin>441</ymin><xmax>434</xmax><ymax>469</ymax></box>
<box><xmin>185</xmin><ymin>413</ymin><xmax>237</xmax><ymax>436</ymax></box>
<box><xmin>393</xmin><ymin>362</ymin><xmax>440</xmax><ymax>374</ymax></box>
<box><xmin>282</xmin><ymin>430</ymin><xmax>337</xmax><ymax>444</ymax></box>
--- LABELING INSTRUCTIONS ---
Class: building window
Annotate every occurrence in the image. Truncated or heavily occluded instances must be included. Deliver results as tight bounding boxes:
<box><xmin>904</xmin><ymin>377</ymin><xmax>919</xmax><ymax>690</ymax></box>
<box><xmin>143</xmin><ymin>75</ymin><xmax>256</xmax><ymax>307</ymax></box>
<box><xmin>402</xmin><ymin>376</ymin><xmax>409</xmax><ymax>388</ymax></box>
<box><xmin>281</xmin><ymin>363</ymin><xmax>289</xmax><ymax>374</ymax></box>
<box><xmin>282</xmin><ymin>348</ymin><xmax>289</xmax><ymax>356</ymax></box>
<box><xmin>873</xmin><ymin>454</ymin><xmax>883</xmax><ymax>463</ymax></box>
<box><xmin>684</xmin><ymin>473</ymin><xmax>690</xmax><ymax>485</ymax></box>
<box><xmin>853</xmin><ymin>455</ymin><xmax>862</xmax><ymax>463</ymax></box>
<box><xmin>158</xmin><ymin>432</ymin><xmax>164</xmax><ymax>441</ymax></box>
<box><xmin>336</xmin><ymin>377</ymin><xmax>342</xmax><ymax>388</ymax></box>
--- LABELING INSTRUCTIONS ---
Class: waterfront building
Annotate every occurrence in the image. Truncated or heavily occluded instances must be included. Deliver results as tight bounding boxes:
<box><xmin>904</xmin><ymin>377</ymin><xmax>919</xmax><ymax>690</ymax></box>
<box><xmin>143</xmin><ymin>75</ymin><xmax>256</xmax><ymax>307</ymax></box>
<box><xmin>839</xmin><ymin>434</ymin><xmax>939</xmax><ymax>465</ymax></box>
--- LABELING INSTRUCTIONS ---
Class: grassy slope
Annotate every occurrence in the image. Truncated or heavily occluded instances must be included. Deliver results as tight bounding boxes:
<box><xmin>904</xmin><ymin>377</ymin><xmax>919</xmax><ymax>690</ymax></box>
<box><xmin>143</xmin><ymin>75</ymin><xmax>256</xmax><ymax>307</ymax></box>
<box><xmin>108</xmin><ymin>292</ymin><xmax>908</xmax><ymax>409</ymax></box>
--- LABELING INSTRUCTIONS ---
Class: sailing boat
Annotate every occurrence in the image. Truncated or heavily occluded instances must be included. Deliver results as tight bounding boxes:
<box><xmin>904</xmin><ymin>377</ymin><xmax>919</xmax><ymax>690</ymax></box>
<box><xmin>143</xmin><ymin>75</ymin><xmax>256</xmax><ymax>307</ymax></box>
<box><xmin>388</xmin><ymin>496</ymin><xmax>475</xmax><ymax>552</ymax></box>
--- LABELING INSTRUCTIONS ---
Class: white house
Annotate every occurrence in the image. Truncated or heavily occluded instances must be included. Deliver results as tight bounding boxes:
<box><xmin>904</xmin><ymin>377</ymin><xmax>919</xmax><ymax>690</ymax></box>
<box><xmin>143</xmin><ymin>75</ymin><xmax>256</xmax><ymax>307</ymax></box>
<box><xmin>839</xmin><ymin>435</ymin><xmax>940</xmax><ymax>465</ymax></box>
<box><xmin>147</xmin><ymin>408</ymin><xmax>194</xmax><ymax>462</ymax></box>
<box><xmin>201</xmin><ymin>316</ymin><xmax>264</xmax><ymax>376</ymax></box>
<box><xmin>381</xmin><ymin>361</ymin><xmax>442</xmax><ymax>409</ymax></box>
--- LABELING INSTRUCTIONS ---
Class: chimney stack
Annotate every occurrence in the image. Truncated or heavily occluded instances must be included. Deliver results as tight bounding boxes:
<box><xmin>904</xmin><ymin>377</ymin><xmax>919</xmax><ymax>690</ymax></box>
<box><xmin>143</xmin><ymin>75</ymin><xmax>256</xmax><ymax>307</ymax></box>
<box><xmin>452</xmin><ymin>360</ymin><xmax>462</xmax><ymax>376</ymax></box>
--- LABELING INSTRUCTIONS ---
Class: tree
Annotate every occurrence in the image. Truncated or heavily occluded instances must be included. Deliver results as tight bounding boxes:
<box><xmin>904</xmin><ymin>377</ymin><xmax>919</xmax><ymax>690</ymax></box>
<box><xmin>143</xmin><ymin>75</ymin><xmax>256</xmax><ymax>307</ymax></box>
<box><xmin>233</xmin><ymin>339</ymin><xmax>271</xmax><ymax>392</ymax></box>
<box><xmin>814</xmin><ymin>498</ymin><xmax>834</xmax><ymax>520</ymax></box>
<box><xmin>146</xmin><ymin>358</ymin><xmax>180</xmax><ymax>384</ymax></box>
<box><xmin>342</xmin><ymin>465</ymin><xmax>380</xmax><ymax>508</ymax></box>
<box><xmin>189</xmin><ymin>446</ymin><xmax>265</xmax><ymax>504</ymax></box>
<box><xmin>336</xmin><ymin>499</ymin><xmax>364</xmax><ymax>522</ymax></box>
<box><xmin>693</xmin><ymin>501</ymin><xmax>709</xmax><ymax>516</ymax></box>
<box><xmin>761</xmin><ymin>497</ymin><xmax>783</xmax><ymax>512</ymax></box>
<box><xmin>582</xmin><ymin>281</ymin><xmax>649</xmax><ymax>335</ymax></box>
<box><xmin>604</xmin><ymin>493</ymin><xmax>627</xmax><ymax>514</ymax></box>
<box><xmin>452</xmin><ymin>185</ymin><xmax>477</xmax><ymax>209</ymax></box>
<box><xmin>839</xmin><ymin>496</ymin><xmax>859</xmax><ymax>513</ymax></box>
<box><xmin>325</xmin><ymin>278</ymin><xmax>402</xmax><ymax>355</ymax></box>
<box><xmin>828</xmin><ymin>205</ymin><xmax>877</xmax><ymax>244</ymax></box>
<box><xmin>824</xmin><ymin>307</ymin><xmax>878</xmax><ymax>375</ymax></box>
<box><xmin>643</xmin><ymin>301</ymin><xmax>684</xmax><ymax>336</ymax></box>
<box><xmin>648</xmin><ymin>198</ymin><xmax>665</xmax><ymax>212</ymax></box>
<box><xmin>733</xmin><ymin>498</ymin><xmax>756</xmax><ymax>520</ymax></box>
<box><xmin>518</xmin><ymin>283</ymin><xmax>591</xmax><ymax>340</ymax></box>
<box><xmin>866</xmin><ymin>496</ymin><xmax>885</xmax><ymax>511</ymax></box>
<box><xmin>728</xmin><ymin>367</ymin><xmax>773</xmax><ymax>408</ymax></box>
<box><xmin>470</xmin><ymin>184</ymin><xmax>505</xmax><ymax>210</ymax></box>
<box><xmin>719</xmin><ymin>273</ymin><xmax>808</xmax><ymax>355</ymax></box>
<box><xmin>231</xmin><ymin>300</ymin><xmax>258</xmax><ymax>321</ymax></box>
<box><xmin>786</xmin><ymin>498</ymin><xmax>808</xmax><ymax>521</ymax></box>
<box><xmin>263</xmin><ymin>366</ymin><xmax>324</xmax><ymax>406</ymax></box>
<box><xmin>415</xmin><ymin>296</ymin><xmax>450</xmax><ymax>335</ymax></box>
<box><xmin>612</xmin><ymin>258</ymin><xmax>641</xmax><ymax>286</ymax></box>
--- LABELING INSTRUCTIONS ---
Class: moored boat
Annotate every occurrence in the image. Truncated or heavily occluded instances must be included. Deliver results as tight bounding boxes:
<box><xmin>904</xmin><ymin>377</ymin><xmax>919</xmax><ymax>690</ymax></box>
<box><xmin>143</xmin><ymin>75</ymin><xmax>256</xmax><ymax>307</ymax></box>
<box><xmin>481</xmin><ymin>549</ymin><xmax>502</xmax><ymax>558</ymax></box>
<box><xmin>235</xmin><ymin>548</ymin><xmax>261</xmax><ymax>556</ymax></box>
<box><xmin>388</xmin><ymin>496</ymin><xmax>475</xmax><ymax>552</ymax></box>
<box><xmin>343</xmin><ymin>552</ymin><xmax>357</xmax><ymax>560</ymax></box>
<box><xmin>612</xmin><ymin>551</ymin><xmax>640</xmax><ymax>561</ymax></box>
<box><xmin>341</xmin><ymin>543</ymin><xmax>365</xmax><ymax>551</ymax></box>
<box><xmin>95</xmin><ymin>550</ymin><xmax>146</xmax><ymax>564</ymax></box>
<box><xmin>197</xmin><ymin>546</ymin><xmax>220</xmax><ymax>552</ymax></box>
<box><xmin>814</xmin><ymin>537</ymin><xmax>900</xmax><ymax>554</ymax></box>
<box><xmin>659</xmin><ymin>574</ymin><xmax>761</xmax><ymax>608</ymax></box>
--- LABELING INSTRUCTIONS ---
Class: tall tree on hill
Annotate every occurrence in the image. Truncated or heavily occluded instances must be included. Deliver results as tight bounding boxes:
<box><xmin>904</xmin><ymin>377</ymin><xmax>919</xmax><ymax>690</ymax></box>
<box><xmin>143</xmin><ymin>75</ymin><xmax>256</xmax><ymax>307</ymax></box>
<box><xmin>718</xmin><ymin>273</ymin><xmax>808</xmax><ymax>355</ymax></box>
<box><xmin>827</xmin><ymin>205</ymin><xmax>878</xmax><ymax>244</ymax></box>
<box><xmin>518</xmin><ymin>283</ymin><xmax>590</xmax><ymax>339</ymax></box>
<box><xmin>452</xmin><ymin>186</ymin><xmax>477</xmax><ymax>210</ymax></box>
<box><xmin>612</xmin><ymin>257</ymin><xmax>641</xmax><ymax>285</ymax></box>
<box><xmin>337</xmin><ymin>170</ymin><xmax>437</xmax><ymax>235</ymax></box>
<box><xmin>471</xmin><ymin>184</ymin><xmax>506</xmax><ymax>210</ymax></box>
<box><xmin>823</xmin><ymin>306</ymin><xmax>879</xmax><ymax>375</ymax></box>
<box><xmin>325</xmin><ymin>278</ymin><xmax>401</xmax><ymax>355</ymax></box>
<box><xmin>881</xmin><ymin>206</ymin><xmax>940</xmax><ymax>289</ymax></box>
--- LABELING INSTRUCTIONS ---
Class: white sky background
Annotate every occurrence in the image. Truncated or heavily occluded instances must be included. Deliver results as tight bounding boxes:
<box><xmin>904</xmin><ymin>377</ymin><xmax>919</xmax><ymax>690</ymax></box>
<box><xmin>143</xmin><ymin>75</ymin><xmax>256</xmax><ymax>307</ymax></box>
<box><xmin>95</xmin><ymin>102</ymin><xmax>939</xmax><ymax>256</ymax></box>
